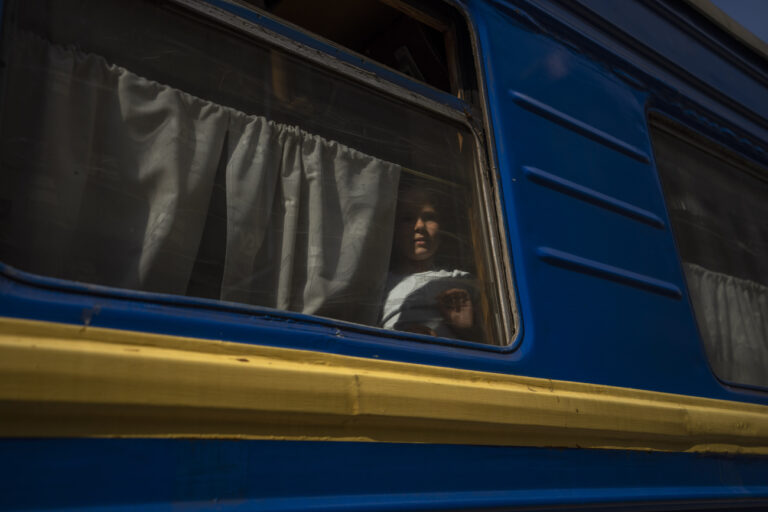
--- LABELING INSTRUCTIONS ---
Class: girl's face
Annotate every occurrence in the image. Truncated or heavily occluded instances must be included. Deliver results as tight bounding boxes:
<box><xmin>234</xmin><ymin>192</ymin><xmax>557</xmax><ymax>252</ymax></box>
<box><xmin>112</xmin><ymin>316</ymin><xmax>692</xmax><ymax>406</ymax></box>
<box><xmin>395</xmin><ymin>188</ymin><xmax>441</xmax><ymax>265</ymax></box>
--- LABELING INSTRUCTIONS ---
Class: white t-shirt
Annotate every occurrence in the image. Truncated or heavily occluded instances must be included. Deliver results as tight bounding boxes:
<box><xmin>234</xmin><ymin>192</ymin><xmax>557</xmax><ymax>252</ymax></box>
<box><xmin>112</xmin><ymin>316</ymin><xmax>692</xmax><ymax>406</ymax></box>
<box><xmin>380</xmin><ymin>269</ymin><xmax>472</xmax><ymax>338</ymax></box>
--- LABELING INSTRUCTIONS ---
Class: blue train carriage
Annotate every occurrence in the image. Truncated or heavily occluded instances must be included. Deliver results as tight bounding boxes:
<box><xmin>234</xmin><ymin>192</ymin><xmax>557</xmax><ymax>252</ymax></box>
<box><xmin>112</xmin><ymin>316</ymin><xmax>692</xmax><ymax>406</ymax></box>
<box><xmin>0</xmin><ymin>0</ymin><xmax>767</xmax><ymax>510</ymax></box>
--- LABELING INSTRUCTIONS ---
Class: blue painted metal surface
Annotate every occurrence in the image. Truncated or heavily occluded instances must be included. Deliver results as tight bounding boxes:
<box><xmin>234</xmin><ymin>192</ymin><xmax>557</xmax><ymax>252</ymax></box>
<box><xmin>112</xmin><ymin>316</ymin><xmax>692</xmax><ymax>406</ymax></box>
<box><xmin>1</xmin><ymin>0</ymin><xmax>768</xmax><ymax>509</ymax></box>
<box><xmin>467</xmin><ymin>0</ymin><xmax>766</xmax><ymax>402</ymax></box>
<box><xmin>512</xmin><ymin>0</ymin><xmax>768</xmax><ymax>160</ymax></box>
<box><xmin>2</xmin><ymin>439</ymin><xmax>768</xmax><ymax>511</ymax></box>
<box><xmin>522</xmin><ymin>165</ymin><xmax>666</xmax><ymax>228</ymax></box>
<box><xmin>566</xmin><ymin>0</ymin><xmax>768</xmax><ymax>138</ymax></box>
<box><xmin>535</xmin><ymin>247</ymin><xmax>683</xmax><ymax>298</ymax></box>
<box><xmin>509</xmin><ymin>90</ymin><xmax>651</xmax><ymax>163</ymax></box>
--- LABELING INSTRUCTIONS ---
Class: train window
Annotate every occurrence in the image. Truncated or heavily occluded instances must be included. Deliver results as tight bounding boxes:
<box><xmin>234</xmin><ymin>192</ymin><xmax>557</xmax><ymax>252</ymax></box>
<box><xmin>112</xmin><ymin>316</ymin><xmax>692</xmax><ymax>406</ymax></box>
<box><xmin>650</xmin><ymin>117</ymin><xmax>768</xmax><ymax>388</ymax></box>
<box><xmin>0</xmin><ymin>0</ymin><xmax>512</xmax><ymax>346</ymax></box>
<box><xmin>240</xmin><ymin>0</ymin><xmax>476</xmax><ymax>99</ymax></box>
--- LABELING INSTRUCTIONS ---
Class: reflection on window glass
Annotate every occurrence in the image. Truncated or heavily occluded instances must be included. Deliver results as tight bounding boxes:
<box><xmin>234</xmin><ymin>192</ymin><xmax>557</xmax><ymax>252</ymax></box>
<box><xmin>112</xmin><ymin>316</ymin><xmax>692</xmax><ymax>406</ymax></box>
<box><xmin>0</xmin><ymin>0</ymin><xmax>508</xmax><ymax>346</ymax></box>
<box><xmin>651</xmin><ymin>120</ymin><xmax>768</xmax><ymax>387</ymax></box>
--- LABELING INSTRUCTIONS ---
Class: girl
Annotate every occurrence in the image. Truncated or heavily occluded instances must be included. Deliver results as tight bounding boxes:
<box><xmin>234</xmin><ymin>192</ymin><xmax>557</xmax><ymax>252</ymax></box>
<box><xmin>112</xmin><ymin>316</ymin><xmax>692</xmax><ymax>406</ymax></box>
<box><xmin>380</xmin><ymin>184</ymin><xmax>480</xmax><ymax>341</ymax></box>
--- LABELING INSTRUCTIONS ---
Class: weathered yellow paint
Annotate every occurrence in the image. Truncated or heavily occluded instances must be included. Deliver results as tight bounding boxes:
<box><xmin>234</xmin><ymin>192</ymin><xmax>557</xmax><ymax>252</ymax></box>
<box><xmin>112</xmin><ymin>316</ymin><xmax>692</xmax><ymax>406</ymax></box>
<box><xmin>1</xmin><ymin>316</ymin><xmax>768</xmax><ymax>454</ymax></box>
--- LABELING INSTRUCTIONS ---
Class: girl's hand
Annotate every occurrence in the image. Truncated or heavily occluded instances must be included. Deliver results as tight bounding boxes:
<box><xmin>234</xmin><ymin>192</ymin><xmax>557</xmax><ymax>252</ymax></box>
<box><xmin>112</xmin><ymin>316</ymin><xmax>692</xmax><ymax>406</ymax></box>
<box><xmin>438</xmin><ymin>288</ymin><xmax>473</xmax><ymax>330</ymax></box>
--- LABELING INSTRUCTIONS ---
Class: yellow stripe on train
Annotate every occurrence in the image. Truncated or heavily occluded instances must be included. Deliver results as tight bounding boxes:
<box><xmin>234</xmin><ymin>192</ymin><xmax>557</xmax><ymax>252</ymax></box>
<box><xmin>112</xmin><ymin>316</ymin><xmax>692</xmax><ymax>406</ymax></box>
<box><xmin>1</xmin><ymin>316</ymin><xmax>767</xmax><ymax>454</ymax></box>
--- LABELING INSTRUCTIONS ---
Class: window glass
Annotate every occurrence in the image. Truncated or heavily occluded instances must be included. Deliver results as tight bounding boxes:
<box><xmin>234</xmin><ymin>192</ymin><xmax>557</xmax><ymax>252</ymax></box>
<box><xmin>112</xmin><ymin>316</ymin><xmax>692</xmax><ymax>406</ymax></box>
<box><xmin>240</xmin><ymin>0</ymin><xmax>478</xmax><ymax>99</ymax></box>
<box><xmin>0</xmin><ymin>0</ymin><xmax>510</xmax><ymax>346</ymax></box>
<box><xmin>651</xmin><ymin>119</ymin><xmax>768</xmax><ymax>387</ymax></box>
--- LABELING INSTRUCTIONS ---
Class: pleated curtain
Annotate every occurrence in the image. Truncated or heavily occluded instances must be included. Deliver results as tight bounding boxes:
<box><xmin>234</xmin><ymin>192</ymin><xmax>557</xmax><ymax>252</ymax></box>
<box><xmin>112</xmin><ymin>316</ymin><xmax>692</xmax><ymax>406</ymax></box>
<box><xmin>0</xmin><ymin>32</ymin><xmax>400</xmax><ymax>326</ymax></box>
<box><xmin>685</xmin><ymin>263</ymin><xmax>768</xmax><ymax>387</ymax></box>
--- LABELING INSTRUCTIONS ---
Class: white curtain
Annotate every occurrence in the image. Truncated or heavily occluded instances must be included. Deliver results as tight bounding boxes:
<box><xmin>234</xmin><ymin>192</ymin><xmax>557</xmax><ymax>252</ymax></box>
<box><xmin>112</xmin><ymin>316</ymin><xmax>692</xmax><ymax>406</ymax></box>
<box><xmin>0</xmin><ymin>32</ymin><xmax>400</xmax><ymax>326</ymax></box>
<box><xmin>684</xmin><ymin>263</ymin><xmax>768</xmax><ymax>386</ymax></box>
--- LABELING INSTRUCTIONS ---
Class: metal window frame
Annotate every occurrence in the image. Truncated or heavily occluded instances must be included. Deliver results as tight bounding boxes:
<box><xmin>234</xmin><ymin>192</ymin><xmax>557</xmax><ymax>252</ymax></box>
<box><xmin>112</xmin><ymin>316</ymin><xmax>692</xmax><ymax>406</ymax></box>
<box><xmin>167</xmin><ymin>0</ymin><xmax>520</xmax><ymax>349</ymax></box>
<box><xmin>648</xmin><ymin>111</ymin><xmax>768</xmax><ymax>392</ymax></box>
